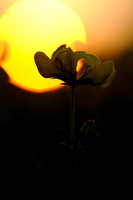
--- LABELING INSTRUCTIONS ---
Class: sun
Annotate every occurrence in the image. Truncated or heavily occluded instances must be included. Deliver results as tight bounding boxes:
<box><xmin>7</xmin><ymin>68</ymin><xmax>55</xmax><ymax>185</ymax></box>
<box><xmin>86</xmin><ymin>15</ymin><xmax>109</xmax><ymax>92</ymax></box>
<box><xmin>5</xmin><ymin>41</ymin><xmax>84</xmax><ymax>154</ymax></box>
<box><xmin>0</xmin><ymin>0</ymin><xmax>86</xmax><ymax>92</ymax></box>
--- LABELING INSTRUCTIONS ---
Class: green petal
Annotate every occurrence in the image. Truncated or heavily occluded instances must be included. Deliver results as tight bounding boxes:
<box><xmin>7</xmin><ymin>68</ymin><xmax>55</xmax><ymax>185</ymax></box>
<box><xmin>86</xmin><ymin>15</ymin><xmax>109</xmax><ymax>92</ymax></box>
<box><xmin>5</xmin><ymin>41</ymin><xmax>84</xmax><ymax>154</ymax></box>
<box><xmin>34</xmin><ymin>51</ymin><xmax>61</xmax><ymax>78</ymax></box>
<box><xmin>87</xmin><ymin>54</ymin><xmax>102</xmax><ymax>66</ymax></box>
<box><xmin>51</xmin><ymin>44</ymin><xmax>67</xmax><ymax>61</ymax></box>
<box><xmin>63</xmin><ymin>47</ymin><xmax>76</xmax><ymax>75</ymax></box>
<box><xmin>74</xmin><ymin>51</ymin><xmax>101</xmax><ymax>77</ymax></box>
<box><xmin>87</xmin><ymin>61</ymin><xmax>116</xmax><ymax>88</ymax></box>
<box><xmin>76</xmin><ymin>59</ymin><xmax>91</xmax><ymax>79</ymax></box>
<box><xmin>72</xmin><ymin>51</ymin><xmax>101</xmax><ymax>67</ymax></box>
<box><xmin>62</xmin><ymin>50</ymin><xmax>100</xmax><ymax>76</ymax></box>
<box><xmin>76</xmin><ymin>53</ymin><xmax>101</xmax><ymax>79</ymax></box>
<box><xmin>97</xmin><ymin>61</ymin><xmax>116</xmax><ymax>88</ymax></box>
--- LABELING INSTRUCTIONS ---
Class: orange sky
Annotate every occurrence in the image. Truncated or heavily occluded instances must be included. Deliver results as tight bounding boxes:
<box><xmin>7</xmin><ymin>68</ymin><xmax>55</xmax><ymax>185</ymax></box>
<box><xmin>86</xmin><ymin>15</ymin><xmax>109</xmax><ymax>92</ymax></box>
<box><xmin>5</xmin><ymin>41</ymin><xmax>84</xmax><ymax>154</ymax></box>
<box><xmin>63</xmin><ymin>0</ymin><xmax>133</xmax><ymax>58</ymax></box>
<box><xmin>0</xmin><ymin>0</ymin><xmax>133</xmax><ymax>92</ymax></box>
<box><xmin>1</xmin><ymin>0</ymin><xmax>133</xmax><ymax>58</ymax></box>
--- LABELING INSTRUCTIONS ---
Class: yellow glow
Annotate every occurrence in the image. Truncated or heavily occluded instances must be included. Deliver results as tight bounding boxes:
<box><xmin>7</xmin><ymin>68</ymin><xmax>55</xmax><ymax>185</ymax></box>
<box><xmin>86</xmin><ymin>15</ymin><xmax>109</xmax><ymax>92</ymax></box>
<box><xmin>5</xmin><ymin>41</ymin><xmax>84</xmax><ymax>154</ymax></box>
<box><xmin>0</xmin><ymin>0</ymin><xmax>86</xmax><ymax>92</ymax></box>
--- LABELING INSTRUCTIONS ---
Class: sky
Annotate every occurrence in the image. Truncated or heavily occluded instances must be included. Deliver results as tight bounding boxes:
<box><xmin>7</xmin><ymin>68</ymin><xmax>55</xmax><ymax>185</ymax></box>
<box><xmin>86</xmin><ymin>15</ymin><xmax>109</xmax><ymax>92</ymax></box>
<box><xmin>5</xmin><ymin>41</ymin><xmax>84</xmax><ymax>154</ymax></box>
<box><xmin>0</xmin><ymin>0</ymin><xmax>133</xmax><ymax>92</ymax></box>
<box><xmin>63</xmin><ymin>0</ymin><xmax>133</xmax><ymax>57</ymax></box>
<box><xmin>0</xmin><ymin>0</ymin><xmax>133</xmax><ymax>58</ymax></box>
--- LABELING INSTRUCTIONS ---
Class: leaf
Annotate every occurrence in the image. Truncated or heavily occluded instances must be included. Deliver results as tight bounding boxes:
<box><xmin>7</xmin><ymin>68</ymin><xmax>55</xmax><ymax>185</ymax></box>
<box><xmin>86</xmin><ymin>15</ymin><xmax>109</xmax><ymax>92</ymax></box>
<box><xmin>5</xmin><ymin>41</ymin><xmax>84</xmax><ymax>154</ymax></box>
<box><xmin>34</xmin><ymin>51</ymin><xmax>61</xmax><ymax>78</ymax></box>
<box><xmin>81</xmin><ymin>119</ymin><xmax>101</xmax><ymax>140</ymax></box>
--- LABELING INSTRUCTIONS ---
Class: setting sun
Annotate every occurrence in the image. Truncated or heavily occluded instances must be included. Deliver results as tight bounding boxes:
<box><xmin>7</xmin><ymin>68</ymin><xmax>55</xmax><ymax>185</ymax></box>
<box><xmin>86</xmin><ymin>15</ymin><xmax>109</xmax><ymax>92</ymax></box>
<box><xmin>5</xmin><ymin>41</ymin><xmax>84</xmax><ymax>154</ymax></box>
<box><xmin>0</xmin><ymin>0</ymin><xmax>86</xmax><ymax>92</ymax></box>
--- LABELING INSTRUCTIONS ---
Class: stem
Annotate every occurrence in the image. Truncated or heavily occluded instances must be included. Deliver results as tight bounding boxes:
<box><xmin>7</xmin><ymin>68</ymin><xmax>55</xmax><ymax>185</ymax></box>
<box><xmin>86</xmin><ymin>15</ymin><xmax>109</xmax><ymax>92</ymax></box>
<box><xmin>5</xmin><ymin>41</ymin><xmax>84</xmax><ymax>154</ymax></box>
<box><xmin>70</xmin><ymin>86</ymin><xmax>75</xmax><ymax>141</ymax></box>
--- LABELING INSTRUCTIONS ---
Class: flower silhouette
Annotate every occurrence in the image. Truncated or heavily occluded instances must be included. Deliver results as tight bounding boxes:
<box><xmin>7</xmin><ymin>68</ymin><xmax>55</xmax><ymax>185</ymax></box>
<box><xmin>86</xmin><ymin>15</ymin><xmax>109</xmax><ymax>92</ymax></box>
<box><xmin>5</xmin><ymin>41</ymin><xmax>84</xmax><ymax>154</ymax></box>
<box><xmin>34</xmin><ymin>44</ymin><xmax>115</xmax><ymax>88</ymax></box>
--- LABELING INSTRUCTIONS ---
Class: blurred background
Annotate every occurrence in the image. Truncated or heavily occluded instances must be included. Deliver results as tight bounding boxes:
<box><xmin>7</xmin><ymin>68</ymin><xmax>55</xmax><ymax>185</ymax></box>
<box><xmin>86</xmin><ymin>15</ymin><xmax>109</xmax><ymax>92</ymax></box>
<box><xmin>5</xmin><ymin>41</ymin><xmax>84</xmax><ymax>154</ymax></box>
<box><xmin>0</xmin><ymin>0</ymin><xmax>133</xmax><ymax>194</ymax></box>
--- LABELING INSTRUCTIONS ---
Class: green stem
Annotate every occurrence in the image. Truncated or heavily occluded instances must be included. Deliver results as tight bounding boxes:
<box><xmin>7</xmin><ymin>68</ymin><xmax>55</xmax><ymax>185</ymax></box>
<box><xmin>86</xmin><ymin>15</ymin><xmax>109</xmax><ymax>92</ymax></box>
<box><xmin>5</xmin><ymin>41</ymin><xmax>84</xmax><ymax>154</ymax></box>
<box><xmin>70</xmin><ymin>86</ymin><xmax>75</xmax><ymax>142</ymax></box>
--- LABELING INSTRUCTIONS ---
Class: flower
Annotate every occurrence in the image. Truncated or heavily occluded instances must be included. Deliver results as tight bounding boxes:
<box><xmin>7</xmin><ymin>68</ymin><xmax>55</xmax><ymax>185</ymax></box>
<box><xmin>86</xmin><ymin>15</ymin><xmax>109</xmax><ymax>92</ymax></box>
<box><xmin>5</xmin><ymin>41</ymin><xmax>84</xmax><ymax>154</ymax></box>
<box><xmin>34</xmin><ymin>44</ymin><xmax>115</xmax><ymax>88</ymax></box>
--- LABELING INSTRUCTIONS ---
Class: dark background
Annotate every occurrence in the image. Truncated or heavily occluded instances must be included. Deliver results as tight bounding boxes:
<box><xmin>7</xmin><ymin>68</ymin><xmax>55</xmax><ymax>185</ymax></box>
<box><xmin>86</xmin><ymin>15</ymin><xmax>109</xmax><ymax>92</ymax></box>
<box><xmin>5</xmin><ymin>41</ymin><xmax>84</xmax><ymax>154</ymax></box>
<box><xmin>0</xmin><ymin>48</ymin><xmax>133</xmax><ymax>194</ymax></box>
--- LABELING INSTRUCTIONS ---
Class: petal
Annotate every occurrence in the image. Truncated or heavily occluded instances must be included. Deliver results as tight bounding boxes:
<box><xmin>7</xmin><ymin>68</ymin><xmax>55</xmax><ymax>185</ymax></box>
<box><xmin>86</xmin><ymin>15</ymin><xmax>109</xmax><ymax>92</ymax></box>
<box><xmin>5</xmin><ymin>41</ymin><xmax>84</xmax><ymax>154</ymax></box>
<box><xmin>76</xmin><ymin>53</ymin><xmax>101</xmax><ymax>79</ymax></box>
<box><xmin>74</xmin><ymin>51</ymin><xmax>101</xmax><ymax>67</ymax></box>
<box><xmin>63</xmin><ymin>49</ymin><xmax>101</xmax><ymax>76</ymax></box>
<box><xmin>34</xmin><ymin>52</ymin><xmax>61</xmax><ymax>78</ymax></box>
<box><xmin>73</xmin><ymin>52</ymin><xmax>101</xmax><ymax>78</ymax></box>
<box><xmin>87</xmin><ymin>61</ymin><xmax>116</xmax><ymax>88</ymax></box>
<box><xmin>87</xmin><ymin>54</ymin><xmax>101</xmax><ymax>66</ymax></box>
<box><xmin>63</xmin><ymin>47</ymin><xmax>76</xmax><ymax>75</ymax></box>
<box><xmin>97</xmin><ymin>61</ymin><xmax>116</xmax><ymax>88</ymax></box>
<box><xmin>76</xmin><ymin>59</ymin><xmax>90</xmax><ymax>79</ymax></box>
<box><xmin>51</xmin><ymin>44</ymin><xmax>67</xmax><ymax>61</ymax></box>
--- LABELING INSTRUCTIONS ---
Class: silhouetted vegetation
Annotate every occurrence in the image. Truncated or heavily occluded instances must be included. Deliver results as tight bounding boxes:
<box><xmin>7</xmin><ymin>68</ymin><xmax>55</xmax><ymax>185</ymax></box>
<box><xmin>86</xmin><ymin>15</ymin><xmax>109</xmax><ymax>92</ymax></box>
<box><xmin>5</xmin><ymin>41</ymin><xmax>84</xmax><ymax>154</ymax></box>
<box><xmin>1</xmin><ymin>46</ymin><xmax>133</xmax><ymax>195</ymax></box>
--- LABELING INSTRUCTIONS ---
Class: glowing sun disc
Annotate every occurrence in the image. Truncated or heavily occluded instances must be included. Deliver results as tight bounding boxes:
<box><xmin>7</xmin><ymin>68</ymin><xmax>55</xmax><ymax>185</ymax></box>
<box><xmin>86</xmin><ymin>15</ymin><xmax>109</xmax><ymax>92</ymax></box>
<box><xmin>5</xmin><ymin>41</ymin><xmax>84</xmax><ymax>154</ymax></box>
<box><xmin>0</xmin><ymin>0</ymin><xmax>86</xmax><ymax>92</ymax></box>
